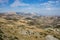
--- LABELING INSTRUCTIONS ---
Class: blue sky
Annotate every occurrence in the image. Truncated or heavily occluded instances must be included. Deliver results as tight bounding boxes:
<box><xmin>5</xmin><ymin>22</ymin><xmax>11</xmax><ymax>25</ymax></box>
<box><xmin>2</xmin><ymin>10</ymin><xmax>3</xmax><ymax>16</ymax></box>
<box><xmin>0</xmin><ymin>0</ymin><xmax>60</xmax><ymax>16</ymax></box>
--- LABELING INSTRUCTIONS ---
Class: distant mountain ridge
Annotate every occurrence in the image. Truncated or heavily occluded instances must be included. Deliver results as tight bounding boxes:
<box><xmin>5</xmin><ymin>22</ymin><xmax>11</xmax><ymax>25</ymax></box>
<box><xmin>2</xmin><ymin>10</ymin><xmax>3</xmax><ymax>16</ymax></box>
<box><xmin>0</xmin><ymin>12</ymin><xmax>60</xmax><ymax>17</ymax></box>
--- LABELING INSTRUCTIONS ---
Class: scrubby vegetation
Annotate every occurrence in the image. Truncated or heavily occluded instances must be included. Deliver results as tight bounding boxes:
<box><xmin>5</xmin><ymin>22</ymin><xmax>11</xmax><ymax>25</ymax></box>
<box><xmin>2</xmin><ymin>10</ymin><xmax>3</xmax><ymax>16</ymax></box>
<box><xmin>0</xmin><ymin>13</ymin><xmax>60</xmax><ymax>40</ymax></box>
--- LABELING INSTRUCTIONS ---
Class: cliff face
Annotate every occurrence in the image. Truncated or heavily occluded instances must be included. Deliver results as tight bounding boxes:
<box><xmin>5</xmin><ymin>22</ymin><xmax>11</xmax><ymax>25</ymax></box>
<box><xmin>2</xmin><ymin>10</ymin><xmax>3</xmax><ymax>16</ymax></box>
<box><xmin>0</xmin><ymin>13</ymin><xmax>60</xmax><ymax>40</ymax></box>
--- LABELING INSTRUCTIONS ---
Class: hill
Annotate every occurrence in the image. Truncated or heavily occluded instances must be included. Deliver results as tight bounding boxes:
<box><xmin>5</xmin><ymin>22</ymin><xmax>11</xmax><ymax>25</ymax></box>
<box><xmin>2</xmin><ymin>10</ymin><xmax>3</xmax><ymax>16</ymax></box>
<box><xmin>0</xmin><ymin>12</ymin><xmax>60</xmax><ymax>40</ymax></box>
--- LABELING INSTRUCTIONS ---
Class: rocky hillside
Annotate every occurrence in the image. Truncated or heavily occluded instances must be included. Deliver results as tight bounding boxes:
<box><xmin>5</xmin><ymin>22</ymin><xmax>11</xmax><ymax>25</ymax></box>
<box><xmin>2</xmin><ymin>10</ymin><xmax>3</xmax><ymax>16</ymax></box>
<box><xmin>0</xmin><ymin>13</ymin><xmax>60</xmax><ymax>40</ymax></box>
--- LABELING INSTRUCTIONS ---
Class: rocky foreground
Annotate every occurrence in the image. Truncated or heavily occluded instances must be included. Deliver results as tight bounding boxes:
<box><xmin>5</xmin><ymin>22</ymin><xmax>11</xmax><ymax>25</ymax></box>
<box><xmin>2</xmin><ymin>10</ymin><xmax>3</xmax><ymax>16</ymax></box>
<box><xmin>0</xmin><ymin>13</ymin><xmax>60</xmax><ymax>40</ymax></box>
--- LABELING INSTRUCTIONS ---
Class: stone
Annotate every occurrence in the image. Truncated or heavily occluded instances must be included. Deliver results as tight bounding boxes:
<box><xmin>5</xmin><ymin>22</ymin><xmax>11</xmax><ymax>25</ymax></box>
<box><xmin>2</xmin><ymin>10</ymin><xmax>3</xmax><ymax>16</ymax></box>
<box><xmin>45</xmin><ymin>35</ymin><xmax>59</xmax><ymax>40</ymax></box>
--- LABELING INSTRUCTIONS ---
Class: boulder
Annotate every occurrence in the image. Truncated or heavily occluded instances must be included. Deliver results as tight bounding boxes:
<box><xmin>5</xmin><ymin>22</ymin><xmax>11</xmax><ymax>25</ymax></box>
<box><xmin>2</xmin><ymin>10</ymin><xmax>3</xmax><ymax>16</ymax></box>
<box><xmin>45</xmin><ymin>35</ymin><xmax>59</xmax><ymax>40</ymax></box>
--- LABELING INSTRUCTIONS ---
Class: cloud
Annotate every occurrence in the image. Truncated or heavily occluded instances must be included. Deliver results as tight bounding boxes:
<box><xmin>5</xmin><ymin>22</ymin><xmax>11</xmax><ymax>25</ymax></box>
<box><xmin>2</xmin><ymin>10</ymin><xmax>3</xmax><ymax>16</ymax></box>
<box><xmin>9</xmin><ymin>0</ymin><xmax>60</xmax><ymax>14</ymax></box>
<box><xmin>0</xmin><ymin>0</ymin><xmax>9</xmax><ymax>7</ymax></box>
<box><xmin>38</xmin><ymin>0</ymin><xmax>60</xmax><ymax>10</ymax></box>
<box><xmin>10</xmin><ymin>0</ymin><xmax>30</xmax><ymax>7</ymax></box>
<box><xmin>0</xmin><ymin>0</ymin><xmax>8</xmax><ymax>3</ymax></box>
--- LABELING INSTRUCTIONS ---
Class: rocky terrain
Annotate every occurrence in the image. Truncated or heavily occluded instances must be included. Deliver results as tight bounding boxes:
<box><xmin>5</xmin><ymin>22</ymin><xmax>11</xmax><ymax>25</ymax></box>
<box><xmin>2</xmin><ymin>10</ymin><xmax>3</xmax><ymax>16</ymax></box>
<box><xmin>0</xmin><ymin>12</ymin><xmax>60</xmax><ymax>40</ymax></box>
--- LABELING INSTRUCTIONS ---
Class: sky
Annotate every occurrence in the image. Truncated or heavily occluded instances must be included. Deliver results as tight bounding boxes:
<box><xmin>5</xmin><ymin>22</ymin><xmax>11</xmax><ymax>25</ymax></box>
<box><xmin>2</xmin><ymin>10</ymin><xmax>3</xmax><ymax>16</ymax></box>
<box><xmin>0</xmin><ymin>0</ymin><xmax>60</xmax><ymax>16</ymax></box>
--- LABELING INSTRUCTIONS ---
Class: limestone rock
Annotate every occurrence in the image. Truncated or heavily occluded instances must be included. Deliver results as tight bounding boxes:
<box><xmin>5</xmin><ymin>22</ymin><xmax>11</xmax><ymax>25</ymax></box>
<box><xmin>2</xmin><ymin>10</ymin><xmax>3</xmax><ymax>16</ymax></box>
<box><xmin>45</xmin><ymin>35</ymin><xmax>59</xmax><ymax>40</ymax></box>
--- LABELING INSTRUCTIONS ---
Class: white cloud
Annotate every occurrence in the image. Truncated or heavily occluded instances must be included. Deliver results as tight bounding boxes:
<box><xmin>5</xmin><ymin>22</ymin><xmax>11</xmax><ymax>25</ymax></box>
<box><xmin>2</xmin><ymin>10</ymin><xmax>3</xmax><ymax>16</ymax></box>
<box><xmin>10</xmin><ymin>0</ymin><xmax>30</xmax><ymax>7</ymax></box>
<box><xmin>0</xmin><ymin>0</ymin><xmax>9</xmax><ymax>4</ymax></box>
<box><xmin>0</xmin><ymin>0</ymin><xmax>9</xmax><ymax>7</ymax></box>
<box><xmin>39</xmin><ymin>0</ymin><xmax>60</xmax><ymax>10</ymax></box>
